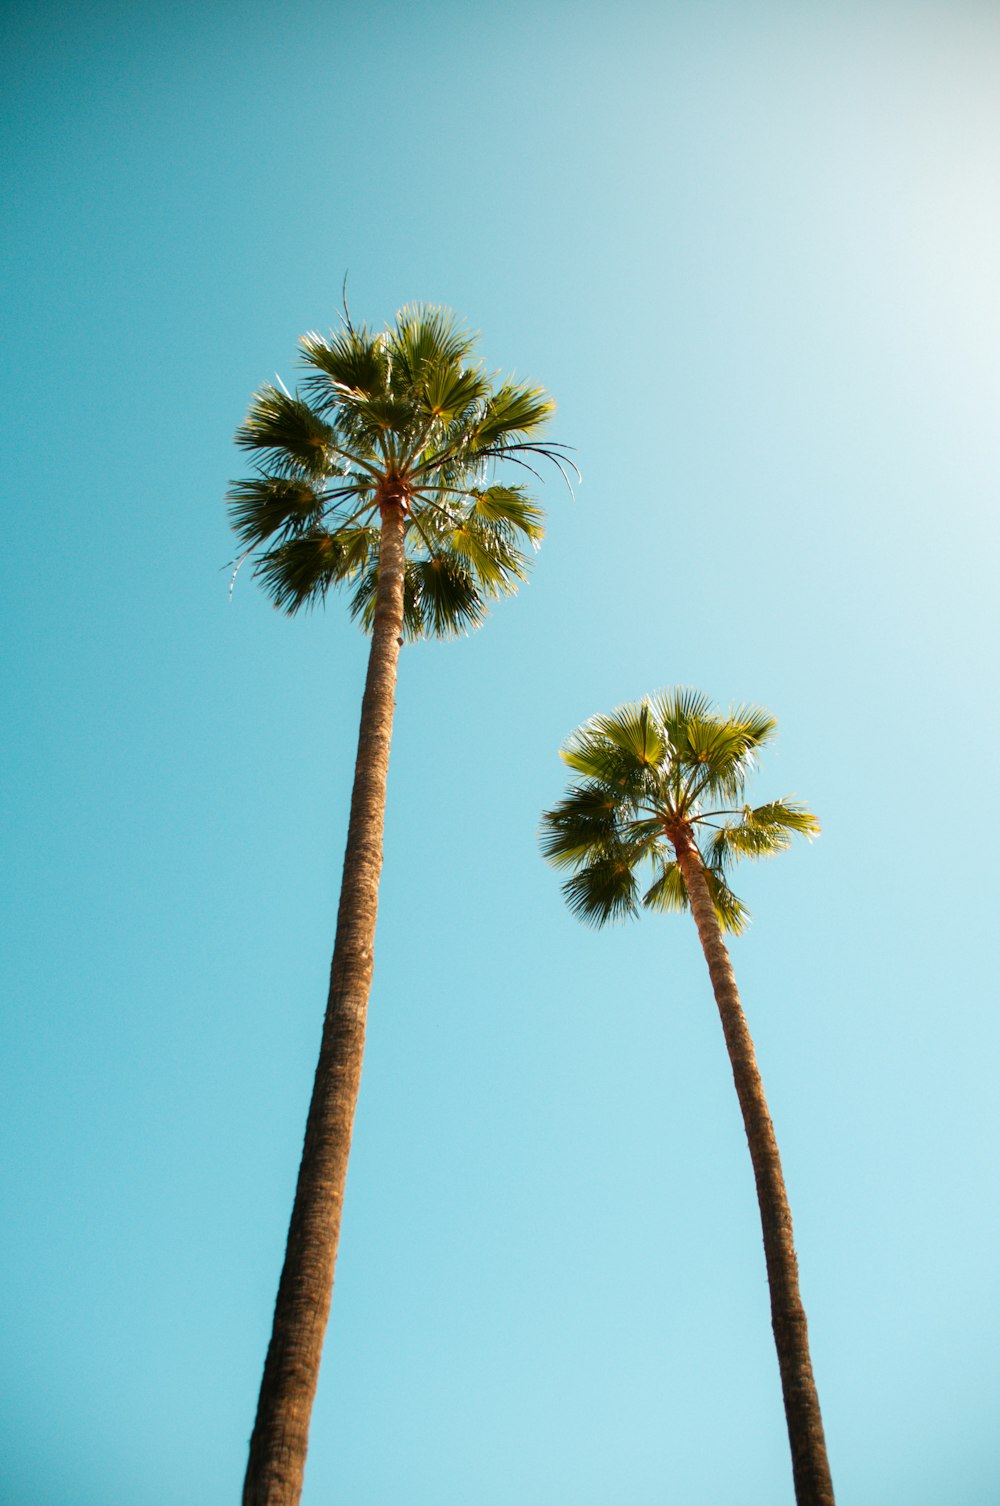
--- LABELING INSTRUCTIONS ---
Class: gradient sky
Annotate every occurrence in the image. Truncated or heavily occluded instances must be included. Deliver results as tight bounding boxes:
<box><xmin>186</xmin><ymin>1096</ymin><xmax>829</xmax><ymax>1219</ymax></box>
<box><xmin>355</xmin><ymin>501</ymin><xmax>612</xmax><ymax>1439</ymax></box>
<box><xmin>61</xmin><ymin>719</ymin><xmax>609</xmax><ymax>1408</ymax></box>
<box><xmin>3</xmin><ymin>3</ymin><xmax>999</xmax><ymax>1503</ymax></box>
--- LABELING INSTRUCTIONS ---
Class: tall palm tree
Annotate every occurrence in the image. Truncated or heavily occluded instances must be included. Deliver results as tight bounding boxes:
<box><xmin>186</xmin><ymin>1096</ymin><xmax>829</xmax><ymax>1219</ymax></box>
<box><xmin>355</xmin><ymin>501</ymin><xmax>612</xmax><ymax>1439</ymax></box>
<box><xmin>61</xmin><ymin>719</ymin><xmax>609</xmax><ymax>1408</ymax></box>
<box><xmin>540</xmin><ymin>689</ymin><xmax>833</xmax><ymax>1506</ymax></box>
<box><xmin>229</xmin><ymin>305</ymin><xmax>568</xmax><ymax>1506</ymax></box>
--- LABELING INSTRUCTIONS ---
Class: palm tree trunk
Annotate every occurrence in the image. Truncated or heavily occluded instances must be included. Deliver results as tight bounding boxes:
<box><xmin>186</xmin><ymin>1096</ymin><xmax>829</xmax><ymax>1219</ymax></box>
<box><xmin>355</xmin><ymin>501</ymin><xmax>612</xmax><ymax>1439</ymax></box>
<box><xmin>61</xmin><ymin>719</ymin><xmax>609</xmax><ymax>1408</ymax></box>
<box><xmin>243</xmin><ymin>501</ymin><xmax>408</xmax><ymax>1506</ymax></box>
<box><xmin>674</xmin><ymin>838</ymin><xmax>835</xmax><ymax>1506</ymax></box>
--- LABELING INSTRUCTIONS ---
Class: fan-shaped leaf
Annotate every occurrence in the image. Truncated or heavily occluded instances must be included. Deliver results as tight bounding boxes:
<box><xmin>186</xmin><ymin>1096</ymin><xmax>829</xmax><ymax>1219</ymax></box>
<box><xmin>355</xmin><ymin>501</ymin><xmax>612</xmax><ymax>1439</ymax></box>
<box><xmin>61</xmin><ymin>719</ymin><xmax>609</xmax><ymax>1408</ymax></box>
<box><xmin>410</xmin><ymin>555</ymin><xmax>486</xmax><ymax>636</ymax></box>
<box><xmin>392</xmin><ymin>306</ymin><xmax>478</xmax><ymax>382</ymax></box>
<box><xmin>561</xmin><ymin>852</ymin><xmax>640</xmax><ymax>927</ymax></box>
<box><xmin>227</xmin><ymin>476</ymin><xmax>328</xmax><ymax>546</ymax></box>
<box><xmin>473</xmin><ymin>382</ymin><xmax>555</xmax><ymax>447</ymax></box>
<box><xmin>448</xmin><ymin>517</ymin><xmax>528</xmax><ymax>596</ymax></box>
<box><xmin>300</xmin><ymin>326</ymin><xmax>389</xmax><ymax>401</ymax></box>
<box><xmin>471</xmin><ymin>486</ymin><xmax>545</xmax><ymax>544</ymax></box>
<box><xmin>643</xmin><ymin>861</ymin><xmax>689</xmax><ymax>914</ymax></box>
<box><xmin>539</xmin><ymin>784</ymin><xmax>621</xmax><ymax>867</ymax></box>
<box><xmin>235</xmin><ymin>387</ymin><xmax>336</xmax><ymax>477</ymax></box>
<box><xmin>254</xmin><ymin>530</ymin><xmax>365</xmax><ymax>615</ymax></box>
<box><xmin>703</xmin><ymin>866</ymin><xmax>751</xmax><ymax>934</ymax></box>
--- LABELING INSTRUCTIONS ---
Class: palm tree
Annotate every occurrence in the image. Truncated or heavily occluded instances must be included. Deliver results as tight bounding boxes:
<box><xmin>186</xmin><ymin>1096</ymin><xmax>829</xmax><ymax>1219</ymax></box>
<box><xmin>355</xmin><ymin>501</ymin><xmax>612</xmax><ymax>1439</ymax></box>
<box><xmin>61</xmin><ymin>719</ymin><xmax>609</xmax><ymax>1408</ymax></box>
<box><xmin>229</xmin><ymin>305</ymin><xmax>568</xmax><ymax>1506</ymax></box>
<box><xmin>540</xmin><ymin>689</ymin><xmax>833</xmax><ymax>1506</ymax></box>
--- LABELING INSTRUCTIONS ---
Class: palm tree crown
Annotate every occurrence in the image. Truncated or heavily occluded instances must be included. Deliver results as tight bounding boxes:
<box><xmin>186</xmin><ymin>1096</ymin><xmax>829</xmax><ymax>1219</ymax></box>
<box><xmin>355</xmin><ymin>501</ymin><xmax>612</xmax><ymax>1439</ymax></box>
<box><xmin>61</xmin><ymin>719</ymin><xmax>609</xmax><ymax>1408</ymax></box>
<box><xmin>540</xmin><ymin>688</ymin><xmax>819</xmax><ymax>932</ymax></box>
<box><xmin>228</xmin><ymin>304</ymin><xmax>570</xmax><ymax>632</ymax></box>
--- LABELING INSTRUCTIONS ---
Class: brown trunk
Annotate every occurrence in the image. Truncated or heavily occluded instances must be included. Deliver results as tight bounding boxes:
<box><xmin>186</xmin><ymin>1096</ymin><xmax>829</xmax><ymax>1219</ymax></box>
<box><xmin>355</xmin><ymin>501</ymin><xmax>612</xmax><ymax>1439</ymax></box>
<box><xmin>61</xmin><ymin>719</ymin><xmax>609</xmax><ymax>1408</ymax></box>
<box><xmin>243</xmin><ymin>502</ymin><xmax>408</xmax><ymax>1506</ymax></box>
<box><xmin>674</xmin><ymin>837</ymin><xmax>835</xmax><ymax>1506</ymax></box>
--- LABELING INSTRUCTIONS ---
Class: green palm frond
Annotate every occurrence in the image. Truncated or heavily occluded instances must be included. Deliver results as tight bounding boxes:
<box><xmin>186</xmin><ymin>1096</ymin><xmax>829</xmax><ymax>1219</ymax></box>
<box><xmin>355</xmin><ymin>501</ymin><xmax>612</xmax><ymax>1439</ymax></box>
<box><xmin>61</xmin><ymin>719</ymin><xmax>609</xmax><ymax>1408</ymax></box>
<box><xmin>539</xmin><ymin>784</ymin><xmax>625</xmax><ymax>868</ymax></box>
<box><xmin>299</xmin><ymin>325</ymin><xmax>389</xmax><ymax>403</ymax></box>
<box><xmin>470</xmin><ymin>486</ymin><xmax>545</xmax><ymax>545</ymax></box>
<box><xmin>418</xmin><ymin>363</ymin><xmax>490</xmax><ymax>423</ymax></box>
<box><xmin>341</xmin><ymin>392</ymin><xmax>418</xmax><ymax>438</ymax></box>
<box><xmin>593</xmin><ymin>702</ymin><xmax>666</xmax><ymax>767</ymax></box>
<box><xmin>561</xmin><ymin>849</ymin><xmax>641</xmax><ymax>927</ymax></box>
<box><xmin>703</xmin><ymin>866</ymin><xmax>751</xmax><ymax>934</ymax></box>
<box><xmin>727</xmin><ymin>703</ymin><xmax>780</xmax><ymax>749</ymax></box>
<box><xmin>227</xmin><ymin>476</ymin><xmax>331</xmax><ymax>546</ymax></box>
<box><xmin>708</xmin><ymin>824</ymin><xmax>790</xmax><ymax>866</ymax></box>
<box><xmin>391</xmin><ymin>305</ymin><xmax>478</xmax><ymax>380</ymax></box>
<box><xmin>446</xmin><ymin>515</ymin><xmax>528</xmax><ymax>596</ymax></box>
<box><xmin>408</xmin><ymin>555</ymin><xmax>487</xmax><ymax>636</ymax></box>
<box><xmin>254</xmin><ymin>528</ymin><xmax>375</xmax><ymax>614</ymax></box>
<box><xmin>235</xmin><ymin>387</ymin><xmax>337</xmax><ymax>478</ymax></box>
<box><xmin>469</xmin><ymin>381</ymin><xmax>556</xmax><ymax>449</ymax></box>
<box><xmin>646</xmin><ymin>688</ymin><xmax>713</xmax><ymax>746</ymax></box>
<box><xmin>677</xmin><ymin>716</ymin><xmax>762</xmax><ymax>804</ymax></box>
<box><xmin>558</xmin><ymin>738</ymin><xmax>655</xmax><ymax>803</ymax></box>
<box><xmin>557</xmin><ymin>715</ymin><xmax>662</xmax><ymax>808</ymax></box>
<box><xmin>745</xmin><ymin>798</ymin><xmax>820</xmax><ymax>835</ymax></box>
<box><xmin>642</xmin><ymin>861</ymin><xmax>688</xmax><ymax>915</ymax></box>
<box><xmin>707</xmin><ymin>798</ymin><xmax>820</xmax><ymax>869</ymax></box>
<box><xmin>634</xmin><ymin>690</ymin><xmax>777</xmax><ymax>807</ymax></box>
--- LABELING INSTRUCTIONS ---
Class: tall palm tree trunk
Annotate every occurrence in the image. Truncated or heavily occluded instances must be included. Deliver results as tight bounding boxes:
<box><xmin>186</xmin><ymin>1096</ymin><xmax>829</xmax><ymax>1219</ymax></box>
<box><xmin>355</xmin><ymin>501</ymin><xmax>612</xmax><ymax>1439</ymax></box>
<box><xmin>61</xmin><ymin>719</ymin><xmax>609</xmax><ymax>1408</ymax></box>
<box><xmin>244</xmin><ymin>501</ymin><xmax>408</xmax><ymax>1506</ymax></box>
<box><xmin>674</xmin><ymin>838</ymin><xmax>835</xmax><ymax>1506</ymax></box>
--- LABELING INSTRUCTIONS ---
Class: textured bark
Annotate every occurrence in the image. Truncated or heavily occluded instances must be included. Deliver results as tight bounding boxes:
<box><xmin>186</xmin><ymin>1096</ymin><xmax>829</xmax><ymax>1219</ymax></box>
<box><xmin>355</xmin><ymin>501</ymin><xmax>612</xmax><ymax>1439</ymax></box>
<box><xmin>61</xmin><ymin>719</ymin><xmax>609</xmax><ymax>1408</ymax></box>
<box><xmin>243</xmin><ymin>502</ymin><xmax>408</xmax><ymax>1506</ymax></box>
<box><xmin>674</xmin><ymin>836</ymin><xmax>835</xmax><ymax>1506</ymax></box>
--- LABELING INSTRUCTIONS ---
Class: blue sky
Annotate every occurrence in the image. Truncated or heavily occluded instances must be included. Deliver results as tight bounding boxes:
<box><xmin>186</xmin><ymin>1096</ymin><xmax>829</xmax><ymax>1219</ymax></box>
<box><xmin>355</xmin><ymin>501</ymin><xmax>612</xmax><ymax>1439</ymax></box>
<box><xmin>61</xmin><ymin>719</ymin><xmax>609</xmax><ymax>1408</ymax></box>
<box><xmin>3</xmin><ymin>2</ymin><xmax>999</xmax><ymax>1502</ymax></box>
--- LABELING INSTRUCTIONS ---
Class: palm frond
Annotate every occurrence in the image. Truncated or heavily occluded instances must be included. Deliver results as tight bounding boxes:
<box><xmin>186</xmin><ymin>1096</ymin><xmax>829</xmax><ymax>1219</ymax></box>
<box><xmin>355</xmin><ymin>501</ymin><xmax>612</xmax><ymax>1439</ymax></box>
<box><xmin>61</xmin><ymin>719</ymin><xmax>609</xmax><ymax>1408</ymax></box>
<box><xmin>391</xmin><ymin>305</ymin><xmax>478</xmax><ymax>381</ymax></box>
<box><xmin>254</xmin><ymin>529</ymin><xmax>374</xmax><ymax>615</ymax></box>
<box><xmin>226</xmin><ymin>476</ymin><xmax>330</xmax><ymax>546</ymax></box>
<box><xmin>299</xmin><ymin>325</ymin><xmax>389</xmax><ymax>402</ymax></box>
<box><xmin>592</xmin><ymin>701</ymin><xmax>666</xmax><ymax>767</ymax></box>
<box><xmin>727</xmin><ymin>703</ymin><xmax>779</xmax><ymax>749</ymax></box>
<box><xmin>503</xmin><ymin>441</ymin><xmax>580</xmax><ymax>499</ymax></box>
<box><xmin>745</xmin><ymin>798</ymin><xmax>820</xmax><ymax>836</ymax></box>
<box><xmin>557</xmin><ymin>707</ymin><xmax>665</xmax><ymax>809</ymax></box>
<box><xmin>414</xmin><ymin>358</ymin><xmax>489</xmax><ymax>423</ymax></box>
<box><xmin>234</xmin><ymin>387</ymin><xmax>336</xmax><ymax>478</ymax></box>
<box><xmin>539</xmin><ymin>784</ymin><xmax>622</xmax><ymax>868</ymax></box>
<box><xmin>471</xmin><ymin>381</ymin><xmax>555</xmax><ymax>448</ymax></box>
<box><xmin>561</xmin><ymin>850</ymin><xmax>640</xmax><ymax>928</ymax></box>
<box><xmin>409</xmin><ymin>555</ymin><xmax>487</xmax><ymax>635</ymax></box>
<box><xmin>678</xmin><ymin>717</ymin><xmax>763</xmax><ymax>805</ymax></box>
<box><xmin>648</xmin><ymin>687</ymin><xmax>713</xmax><ymax>740</ymax></box>
<box><xmin>708</xmin><ymin>824</ymin><xmax>787</xmax><ymax>867</ymax></box>
<box><xmin>643</xmin><ymin>861</ymin><xmax>689</xmax><ymax>915</ymax></box>
<box><xmin>470</xmin><ymin>485</ymin><xmax>545</xmax><ymax>545</ymax></box>
<box><xmin>447</xmin><ymin>515</ymin><xmax>529</xmax><ymax>596</ymax></box>
<box><xmin>703</xmin><ymin>866</ymin><xmax>751</xmax><ymax>935</ymax></box>
<box><xmin>707</xmin><ymin>798</ymin><xmax>820</xmax><ymax>869</ymax></box>
<box><xmin>558</xmin><ymin>736</ymin><xmax>653</xmax><ymax>804</ymax></box>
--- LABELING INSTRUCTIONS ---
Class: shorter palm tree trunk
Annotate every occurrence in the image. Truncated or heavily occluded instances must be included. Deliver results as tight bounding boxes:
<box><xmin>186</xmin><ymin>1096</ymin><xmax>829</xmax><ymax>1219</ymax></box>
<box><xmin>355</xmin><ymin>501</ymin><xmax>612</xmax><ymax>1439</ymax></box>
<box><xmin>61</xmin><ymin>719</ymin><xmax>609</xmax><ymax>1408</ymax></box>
<box><xmin>243</xmin><ymin>502</ymin><xmax>408</xmax><ymax>1506</ymax></box>
<box><xmin>675</xmin><ymin>839</ymin><xmax>835</xmax><ymax>1506</ymax></box>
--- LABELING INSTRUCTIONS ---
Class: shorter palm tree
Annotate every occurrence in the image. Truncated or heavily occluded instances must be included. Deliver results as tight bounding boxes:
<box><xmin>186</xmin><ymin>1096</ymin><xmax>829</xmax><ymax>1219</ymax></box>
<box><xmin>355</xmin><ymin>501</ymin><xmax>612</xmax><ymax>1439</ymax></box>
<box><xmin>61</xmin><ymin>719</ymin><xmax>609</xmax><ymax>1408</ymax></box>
<box><xmin>540</xmin><ymin>689</ymin><xmax>833</xmax><ymax>1506</ymax></box>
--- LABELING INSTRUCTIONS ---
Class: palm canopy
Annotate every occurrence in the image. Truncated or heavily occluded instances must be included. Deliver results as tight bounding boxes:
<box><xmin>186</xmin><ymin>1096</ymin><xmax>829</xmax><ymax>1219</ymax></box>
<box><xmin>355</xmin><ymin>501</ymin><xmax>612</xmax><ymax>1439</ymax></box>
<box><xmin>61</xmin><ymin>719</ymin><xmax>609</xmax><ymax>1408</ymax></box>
<box><xmin>228</xmin><ymin>304</ymin><xmax>570</xmax><ymax>635</ymax></box>
<box><xmin>540</xmin><ymin>689</ymin><xmax>819</xmax><ymax>933</ymax></box>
